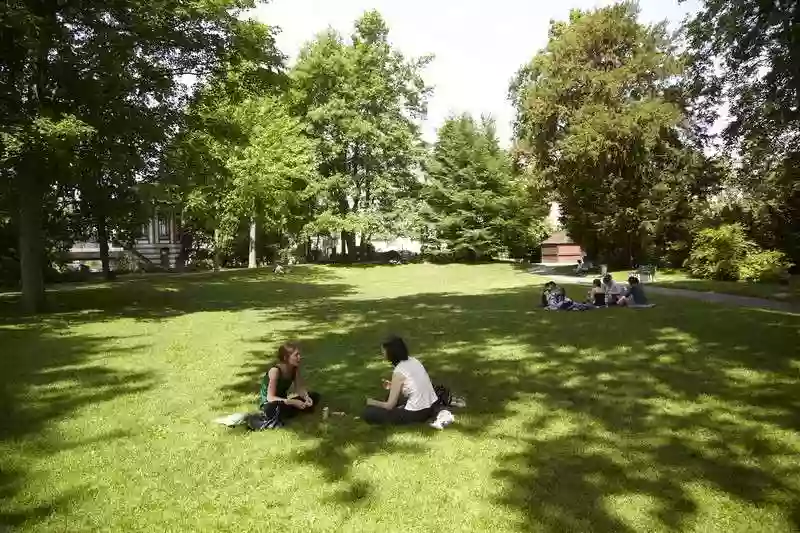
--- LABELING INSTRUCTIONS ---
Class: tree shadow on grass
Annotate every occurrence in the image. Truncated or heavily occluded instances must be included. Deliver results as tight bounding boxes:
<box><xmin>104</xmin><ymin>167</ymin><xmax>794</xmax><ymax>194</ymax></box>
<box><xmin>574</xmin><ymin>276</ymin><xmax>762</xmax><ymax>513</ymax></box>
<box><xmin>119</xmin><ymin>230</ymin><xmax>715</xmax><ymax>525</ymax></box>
<box><xmin>0</xmin><ymin>322</ymin><xmax>155</xmax><ymax>530</ymax></box>
<box><xmin>223</xmin><ymin>284</ymin><xmax>800</xmax><ymax>530</ymax></box>
<box><xmin>0</xmin><ymin>267</ymin><xmax>354</xmax><ymax>326</ymax></box>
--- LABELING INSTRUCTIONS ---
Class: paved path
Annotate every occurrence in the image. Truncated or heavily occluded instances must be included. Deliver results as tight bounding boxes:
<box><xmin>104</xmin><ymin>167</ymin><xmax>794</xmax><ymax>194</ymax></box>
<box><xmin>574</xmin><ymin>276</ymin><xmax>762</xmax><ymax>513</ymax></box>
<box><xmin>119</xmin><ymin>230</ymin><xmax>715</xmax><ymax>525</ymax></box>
<box><xmin>538</xmin><ymin>274</ymin><xmax>799</xmax><ymax>313</ymax></box>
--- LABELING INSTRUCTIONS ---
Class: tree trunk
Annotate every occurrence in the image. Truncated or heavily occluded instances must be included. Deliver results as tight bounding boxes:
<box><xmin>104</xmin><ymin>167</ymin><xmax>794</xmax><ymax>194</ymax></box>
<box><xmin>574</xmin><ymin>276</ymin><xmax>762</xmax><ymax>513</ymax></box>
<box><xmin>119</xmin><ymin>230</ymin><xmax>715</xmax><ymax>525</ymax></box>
<box><xmin>341</xmin><ymin>231</ymin><xmax>357</xmax><ymax>262</ymax></box>
<box><xmin>96</xmin><ymin>213</ymin><xmax>113</xmax><ymax>280</ymax></box>
<box><xmin>18</xmin><ymin>176</ymin><xmax>45</xmax><ymax>313</ymax></box>
<box><xmin>360</xmin><ymin>233</ymin><xmax>371</xmax><ymax>259</ymax></box>
<box><xmin>213</xmin><ymin>228</ymin><xmax>223</xmax><ymax>271</ymax></box>
<box><xmin>175</xmin><ymin>214</ymin><xmax>187</xmax><ymax>272</ymax></box>
<box><xmin>340</xmin><ymin>230</ymin><xmax>348</xmax><ymax>259</ymax></box>
<box><xmin>248</xmin><ymin>217</ymin><xmax>257</xmax><ymax>268</ymax></box>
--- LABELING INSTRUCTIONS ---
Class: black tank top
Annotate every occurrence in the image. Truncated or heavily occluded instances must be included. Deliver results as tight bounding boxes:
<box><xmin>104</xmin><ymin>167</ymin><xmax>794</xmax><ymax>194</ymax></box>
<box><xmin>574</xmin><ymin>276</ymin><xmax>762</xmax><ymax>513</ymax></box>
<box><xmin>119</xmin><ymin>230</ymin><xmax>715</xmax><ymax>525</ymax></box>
<box><xmin>272</xmin><ymin>366</ymin><xmax>296</xmax><ymax>398</ymax></box>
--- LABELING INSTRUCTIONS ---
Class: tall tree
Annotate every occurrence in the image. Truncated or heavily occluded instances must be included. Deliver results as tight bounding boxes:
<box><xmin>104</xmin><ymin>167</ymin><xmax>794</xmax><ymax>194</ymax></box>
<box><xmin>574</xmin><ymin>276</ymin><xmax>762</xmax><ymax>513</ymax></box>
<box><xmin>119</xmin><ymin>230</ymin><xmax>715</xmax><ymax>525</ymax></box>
<box><xmin>162</xmin><ymin>21</ymin><xmax>295</xmax><ymax>269</ymax></box>
<box><xmin>222</xmin><ymin>97</ymin><xmax>316</xmax><ymax>268</ymax></box>
<box><xmin>0</xmin><ymin>0</ymin><xmax>265</xmax><ymax>312</ymax></box>
<box><xmin>685</xmin><ymin>0</ymin><xmax>800</xmax><ymax>264</ymax></box>
<box><xmin>423</xmin><ymin>114</ymin><xmax>548</xmax><ymax>261</ymax></box>
<box><xmin>289</xmin><ymin>10</ymin><xmax>431</xmax><ymax>260</ymax></box>
<box><xmin>510</xmin><ymin>2</ymin><xmax>719</xmax><ymax>266</ymax></box>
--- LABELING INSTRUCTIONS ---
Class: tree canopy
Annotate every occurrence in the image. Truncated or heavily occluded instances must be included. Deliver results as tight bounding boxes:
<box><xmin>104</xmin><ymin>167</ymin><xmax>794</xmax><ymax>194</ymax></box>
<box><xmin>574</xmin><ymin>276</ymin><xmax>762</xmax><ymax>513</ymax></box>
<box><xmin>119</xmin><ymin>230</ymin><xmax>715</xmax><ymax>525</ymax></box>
<box><xmin>510</xmin><ymin>2</ymin><xmax>721</xmax><ymax>266</ymax></box>
<box><xmin>0</xmin><ymin>0</ymin><xmax>271</xmax><ymax>311</ymax></box>
<box><xmin>685</xmin><ymin>0</ymin><xmax>800</xmax><ymax>265</ymax></box>
<box><xmin>3</xmin><ymin>1</ymin><xmax>799</xmax><ymax>314</ymax></box>
<box><xmin>423</xmin><ymin>114</ymin><xmax>548</xmax><ymax>261</ymax></box>
<box><xmin>289</xmin><ymin>10</ymin><xmax>431</xmax><ymax>260</ymax></box>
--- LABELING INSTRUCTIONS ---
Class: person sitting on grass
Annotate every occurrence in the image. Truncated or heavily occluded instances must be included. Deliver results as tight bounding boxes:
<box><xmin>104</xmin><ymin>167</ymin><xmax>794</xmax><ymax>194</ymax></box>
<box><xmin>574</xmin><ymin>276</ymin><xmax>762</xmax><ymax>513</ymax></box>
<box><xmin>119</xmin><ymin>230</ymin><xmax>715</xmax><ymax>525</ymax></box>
<box><xmin>587</xmin><ymin>278</ymin><xmax>606</xmax><ymax>307</ymax></box>
<box><xmin>619</xmin><ymin>276</ymin><xmax>650</xmax><ymax>307</ymax></box>
<box><xmin>602</xmin><ymin>274</ymin><xmax>625</xmax><ymax>306</ymax></box>
<box><xmin>541</xmin><ymin>281</ymin><xmax>562</xmax><ymax>307</ymax></box>
<box><xmin>251</xmin><ymin>341</ymin><xmax>320</xmax><ymax>430</ymax></box>
<box><xmin>544</xmin><ymin>286</ymin><xmax>594</xmax><ymax>311</ymax></box>
<box><xmin>363</xmin><ymin>336</ymin><xmax>438</xmax><ymax>426</ymax></box>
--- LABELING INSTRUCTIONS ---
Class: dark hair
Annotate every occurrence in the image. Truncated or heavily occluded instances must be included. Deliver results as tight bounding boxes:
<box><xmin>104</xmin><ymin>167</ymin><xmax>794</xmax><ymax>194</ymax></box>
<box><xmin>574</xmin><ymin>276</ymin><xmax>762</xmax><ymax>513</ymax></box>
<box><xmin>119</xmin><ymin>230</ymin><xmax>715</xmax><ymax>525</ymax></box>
<box><xmin>593</xmin><ymin>278</ymin><xmax>601</xmax><ymax>287</ymax></box>
<box><xmin>277</xmin><ymin>341</ymin><xmax>300</xmax><ymax>362</ymax></box>
<box><xmin>382</xmin><ymin>335</ymin><xmax>409</xmax><ymax>367</ymax></box>
<box><xmin>602</xmin><ymin>274</ymin><xmax>612</xmax><ymax>284</ymax></box>
<box><xmin>628</xmin><ymin>276</ymin><xmax>640</xmax><ymax>285</ymax></box>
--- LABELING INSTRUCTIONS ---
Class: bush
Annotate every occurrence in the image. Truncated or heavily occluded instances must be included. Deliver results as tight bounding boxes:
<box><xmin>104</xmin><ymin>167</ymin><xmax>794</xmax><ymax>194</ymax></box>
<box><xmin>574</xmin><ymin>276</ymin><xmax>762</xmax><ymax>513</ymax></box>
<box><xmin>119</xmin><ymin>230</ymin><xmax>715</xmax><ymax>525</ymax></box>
<box><xmin>685</xmin><ymin>224</ymin><xmax>754</xmax><ymax>281</ymax></box>
<box><xmin>116</xmin><ymin>251</ymin><xmax>143</xmax><ymax>274</ymax></box>
<box><xmin>738</xmin><ymin>250</ymin><xmax>793</xmax><ymax>283</ymax></box>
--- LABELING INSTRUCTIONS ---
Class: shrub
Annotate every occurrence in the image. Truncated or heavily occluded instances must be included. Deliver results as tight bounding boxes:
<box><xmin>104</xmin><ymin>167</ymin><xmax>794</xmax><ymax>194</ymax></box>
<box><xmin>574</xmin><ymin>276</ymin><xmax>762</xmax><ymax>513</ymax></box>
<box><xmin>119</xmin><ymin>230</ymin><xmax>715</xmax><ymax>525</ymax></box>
<box><xmin>116</xmin><ymin>251</ymin><xmax>143</xmax><ymax>274</ymax></box>
<box><xmin>738</xmin><ymin>250</ymin><xmax>793</xmax><ymax>283</ymax></box>
<box><xmin>686</xmin><ymin>224</ymin><xmax>754</xmax><ymax>281</ymax></box>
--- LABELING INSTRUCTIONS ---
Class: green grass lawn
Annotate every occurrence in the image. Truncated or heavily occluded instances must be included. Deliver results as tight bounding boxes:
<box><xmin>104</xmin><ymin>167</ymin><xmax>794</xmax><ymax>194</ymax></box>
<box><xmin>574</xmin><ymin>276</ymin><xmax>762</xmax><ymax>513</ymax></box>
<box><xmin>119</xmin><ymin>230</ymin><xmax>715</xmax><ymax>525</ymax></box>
<box><xmin>1</xmin><ymin>264</ymin><xmax>799</xmax><ymax>532</ymax></box>
<box><xmin>601</xmin><ymin>269</ymin><xmax>800</xmax><ymax>304</ymax></box>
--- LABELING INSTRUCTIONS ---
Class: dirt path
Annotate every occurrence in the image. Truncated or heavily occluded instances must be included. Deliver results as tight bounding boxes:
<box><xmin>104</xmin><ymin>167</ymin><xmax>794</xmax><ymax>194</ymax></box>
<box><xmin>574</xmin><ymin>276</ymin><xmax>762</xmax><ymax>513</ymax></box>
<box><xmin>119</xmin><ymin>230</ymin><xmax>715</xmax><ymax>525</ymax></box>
<box><xmin>540</xmin><ymin>274</ymin><xmax>799</xmax><ymax>313</ymax></box>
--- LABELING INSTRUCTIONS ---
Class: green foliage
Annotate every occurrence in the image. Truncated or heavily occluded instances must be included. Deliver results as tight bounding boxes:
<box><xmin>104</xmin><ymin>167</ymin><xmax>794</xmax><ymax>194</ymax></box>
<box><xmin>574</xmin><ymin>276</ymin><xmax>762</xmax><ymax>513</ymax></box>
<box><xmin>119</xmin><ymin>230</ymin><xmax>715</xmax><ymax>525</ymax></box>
<box><xmin>738</xmin><ymin>250</ymin><xmax>793</xmax><ymax>284</ymax></box>
<box><xmin>422</xmin><ymin>115</ymin><xmax>548</xmax><ymax>261</ymax></box>
<box><xmin>686</xmin><ymin>0</ymin><xmax>800</xmax><ymax>265</ymax></box>
<box><xmin>686</xmin><ymin>224</ymin><xmax>754</xmax><ymax>281</ymax></box>
<box><xmin>289</xmin><ymin>11</ymin><xmax>431</xmax><ymax>258</ymax></box>
<box><xmin>161</xmin><ymin>21</ymin><xmax>305</xmax><ymax>266</ymax></box>
<box><xmin>511</xmin><ymin>2</ymin><xmax>720</xmax><ymax>267</ymax></box>
<box><xmin>686</xmin><ymin>224</ymin><xmax>794</xmax><ymax>283</ymax></box>
<box><xmin>0</xmin><ymin>0</ymin><xmax>268</xmax><ymax>310</ymax></box>
<box><xmin>171</xmin><ymin>95</ymin><xmax>316</xmax><ymax>264</ymax></box>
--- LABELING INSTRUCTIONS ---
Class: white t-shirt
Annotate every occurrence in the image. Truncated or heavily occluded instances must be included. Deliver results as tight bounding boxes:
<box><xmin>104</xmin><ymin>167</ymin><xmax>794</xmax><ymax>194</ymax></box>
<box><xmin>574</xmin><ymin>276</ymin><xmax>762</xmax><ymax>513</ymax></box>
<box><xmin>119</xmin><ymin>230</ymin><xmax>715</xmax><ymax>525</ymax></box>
<box><xmin>394</xmin><ymin>357</ymin><xmax>437</xmax><ymax>411</ymax></box>
<box><xmin>604</xmin><ymin>280</ymin><xmax>624</xmax><ymax>295</ymax></box>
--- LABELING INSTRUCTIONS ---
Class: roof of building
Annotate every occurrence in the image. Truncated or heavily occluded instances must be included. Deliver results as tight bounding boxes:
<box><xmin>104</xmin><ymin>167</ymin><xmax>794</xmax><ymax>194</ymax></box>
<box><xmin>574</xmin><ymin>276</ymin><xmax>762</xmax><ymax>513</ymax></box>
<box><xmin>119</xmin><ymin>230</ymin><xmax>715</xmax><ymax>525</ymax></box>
<box><xmin>541</xmin><ymin>231</ymin><xmax>575</xmax><ymax>245</ymax></box>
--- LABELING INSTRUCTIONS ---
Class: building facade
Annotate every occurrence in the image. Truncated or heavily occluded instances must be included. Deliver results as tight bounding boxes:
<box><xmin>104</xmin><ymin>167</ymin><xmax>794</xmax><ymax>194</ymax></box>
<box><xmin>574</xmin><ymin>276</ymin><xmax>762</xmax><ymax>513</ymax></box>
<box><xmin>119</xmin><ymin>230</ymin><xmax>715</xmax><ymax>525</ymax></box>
<box><xmin>68</xmin><ymin>210</ymin><xmax>181</xmax><ymax>270</ymax></box>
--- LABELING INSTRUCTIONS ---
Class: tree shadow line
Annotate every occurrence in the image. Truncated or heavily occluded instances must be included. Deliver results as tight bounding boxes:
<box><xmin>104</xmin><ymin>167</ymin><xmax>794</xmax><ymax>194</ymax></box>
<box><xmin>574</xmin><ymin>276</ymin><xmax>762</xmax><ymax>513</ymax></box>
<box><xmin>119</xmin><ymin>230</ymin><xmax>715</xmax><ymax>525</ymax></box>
<box><xmin>222</xmin><ymin>284</ymin><xmax>800</xmax><ymax>531</ymax></box>
<box><xmin>0</xmin><ymin>321</ymin><xmax>155</xmax><ymax>530</ymax></box>
<box><xmin>0</xmin><ymin>267</ymin><xmax>353</xmax><ymax>326</ymax></box>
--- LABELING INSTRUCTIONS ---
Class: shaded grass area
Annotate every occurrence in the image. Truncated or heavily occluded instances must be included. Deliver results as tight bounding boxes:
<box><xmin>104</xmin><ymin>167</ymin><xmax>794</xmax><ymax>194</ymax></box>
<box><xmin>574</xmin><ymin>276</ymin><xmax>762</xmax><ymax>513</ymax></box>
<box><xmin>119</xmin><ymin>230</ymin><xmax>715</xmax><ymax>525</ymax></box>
<box><xmin>1</xmin><ymin>264</ymin><xmax>799</xmax><ymax>532</ymax></box>
<box><xmin>609</xmin><ymin>269</ymin><xmax>800</xmax><ymax>304</ymax></box>
<box><xmin>537</xmin><ymin>264</ymin><xmax>800</xmax><ymax>304</ymax></box>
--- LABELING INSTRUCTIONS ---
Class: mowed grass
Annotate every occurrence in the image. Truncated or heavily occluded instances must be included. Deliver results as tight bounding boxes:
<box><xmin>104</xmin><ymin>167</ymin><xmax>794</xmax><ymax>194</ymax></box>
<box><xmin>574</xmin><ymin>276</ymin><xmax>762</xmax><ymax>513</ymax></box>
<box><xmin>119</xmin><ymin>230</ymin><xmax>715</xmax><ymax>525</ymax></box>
<box><xmin>1</xmin><ymin>264</ymin><xmax>799</xmax><ymax>533</ymax></box>
<box><xmin>606</xmin><ymin>269</ymin><xmax>800</xmax><ymax>304</ymax></box>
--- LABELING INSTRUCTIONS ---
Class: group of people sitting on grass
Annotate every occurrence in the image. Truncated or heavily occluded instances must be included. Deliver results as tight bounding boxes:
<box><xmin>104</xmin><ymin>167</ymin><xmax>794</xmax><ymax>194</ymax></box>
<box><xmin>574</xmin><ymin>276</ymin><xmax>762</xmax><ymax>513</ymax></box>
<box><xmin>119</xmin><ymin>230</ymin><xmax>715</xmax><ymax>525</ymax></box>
<box><xmin>222</xmin><ymin>275</ymin><xmax>651</xmax><ymax>432</ymax></box>
<box><xmin>234</xmin><ymin>335</ymin><xmax>456</xmax><ymax>431</ymax></box>
<box><xmin>541</xmin><ymin>274</ymin><xmax>651</xmax><ymax>311</ymax></box>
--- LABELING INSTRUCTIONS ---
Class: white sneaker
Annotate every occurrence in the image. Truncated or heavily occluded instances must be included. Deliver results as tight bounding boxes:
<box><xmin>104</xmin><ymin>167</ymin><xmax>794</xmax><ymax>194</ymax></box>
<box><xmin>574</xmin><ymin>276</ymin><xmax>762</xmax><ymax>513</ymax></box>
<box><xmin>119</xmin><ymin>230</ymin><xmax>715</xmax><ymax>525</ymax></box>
<box><xmin>430</xmin><ymin>410</ymin><xmax>455</xmax><ymax>430</ymax></box>
<box><xmin>213</xmin><ymin>413</ymin><xmax>248</xmax><ymax>427</ymax></box>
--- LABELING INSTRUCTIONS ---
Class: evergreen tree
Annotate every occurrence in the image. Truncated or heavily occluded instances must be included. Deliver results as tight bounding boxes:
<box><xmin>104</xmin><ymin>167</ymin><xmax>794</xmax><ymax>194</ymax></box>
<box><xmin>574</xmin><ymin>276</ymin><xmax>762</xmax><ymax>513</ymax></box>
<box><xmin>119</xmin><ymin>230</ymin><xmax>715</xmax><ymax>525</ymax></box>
<box><xmin>423</xmin><ymin>115</ymin><xmax>548</xmax><ymax>261</ymax></box>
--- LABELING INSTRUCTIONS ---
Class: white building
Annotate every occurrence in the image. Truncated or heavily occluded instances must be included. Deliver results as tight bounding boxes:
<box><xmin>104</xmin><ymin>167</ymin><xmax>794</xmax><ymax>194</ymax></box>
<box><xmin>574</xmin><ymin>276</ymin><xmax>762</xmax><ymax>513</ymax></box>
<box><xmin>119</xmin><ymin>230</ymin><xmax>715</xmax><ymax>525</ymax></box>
<box><xmin>68</xmin><ymin>210</ymin><xmax>181</xmax><ymax>269</ymax></box>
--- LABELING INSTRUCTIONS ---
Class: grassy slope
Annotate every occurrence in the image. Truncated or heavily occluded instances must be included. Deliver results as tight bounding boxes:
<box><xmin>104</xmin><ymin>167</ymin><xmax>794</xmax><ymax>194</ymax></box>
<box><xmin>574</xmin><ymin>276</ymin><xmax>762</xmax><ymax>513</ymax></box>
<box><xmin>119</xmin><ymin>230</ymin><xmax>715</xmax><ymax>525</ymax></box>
<box><xmin>1</xmin><ymin>264</ymin><xmax>799</xmax><ymax>533</ymax></box>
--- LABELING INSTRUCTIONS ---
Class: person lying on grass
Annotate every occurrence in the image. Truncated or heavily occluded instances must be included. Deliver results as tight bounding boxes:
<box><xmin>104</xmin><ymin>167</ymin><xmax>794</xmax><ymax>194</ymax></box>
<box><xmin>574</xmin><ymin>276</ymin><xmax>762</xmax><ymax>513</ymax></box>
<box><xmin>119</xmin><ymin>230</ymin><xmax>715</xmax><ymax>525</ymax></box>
<box><xmin>363</xmin><ymin>335</ymin><xmax>439</xmax><ymax>425</ymax></box>
<box><xmin>543</xmin><ymin>286</ymin><xmax>594</xmax><ymax>311</ymax></box>
<box><xmin>256</xmin><ymin>341</ymin><xmax>320</xmax><ymax>428</ymax></box>
<box><xmin>540</xmin><ymin>281</ymin><xmax>560</xmax><ymax>307</ymax></box>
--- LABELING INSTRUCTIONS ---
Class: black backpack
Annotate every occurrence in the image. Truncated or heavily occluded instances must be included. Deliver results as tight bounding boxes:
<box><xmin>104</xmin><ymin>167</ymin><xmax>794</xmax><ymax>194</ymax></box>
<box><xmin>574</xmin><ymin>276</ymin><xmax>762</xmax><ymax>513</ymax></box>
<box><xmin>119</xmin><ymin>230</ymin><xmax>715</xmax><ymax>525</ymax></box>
<box><xmin>434</xmin><ymin>384</ymin><xmax>452</xmax><ymax>407</ymax></box>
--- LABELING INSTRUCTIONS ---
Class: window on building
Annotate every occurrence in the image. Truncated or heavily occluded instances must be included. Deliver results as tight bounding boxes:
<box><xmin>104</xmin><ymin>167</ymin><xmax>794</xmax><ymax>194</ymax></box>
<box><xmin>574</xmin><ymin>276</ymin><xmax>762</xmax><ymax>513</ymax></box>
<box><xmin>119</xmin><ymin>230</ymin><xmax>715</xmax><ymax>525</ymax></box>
<box><xmin>137</xmin><ymin>223</ymin><xmax>150</xmax><ymax>243</ymax></box>
<box><xmin>158</xmin><ymin>215</ymin><xmax>170</xmax><ymax>243</ymax></box>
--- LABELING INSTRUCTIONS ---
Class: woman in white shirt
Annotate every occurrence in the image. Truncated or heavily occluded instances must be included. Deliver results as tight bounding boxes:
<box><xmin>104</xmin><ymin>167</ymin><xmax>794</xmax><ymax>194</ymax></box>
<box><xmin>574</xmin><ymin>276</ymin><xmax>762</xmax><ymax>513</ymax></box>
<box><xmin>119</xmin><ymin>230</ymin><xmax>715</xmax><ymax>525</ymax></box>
<box><xmin>363</xmin><ymin>336</ymin><xmax>438</xmax><ymax>425</ymax></box>
<box><xmin>602</xmin><ymin>274</ymin><xmax>624</xmax><ymax>305</ymax></box>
